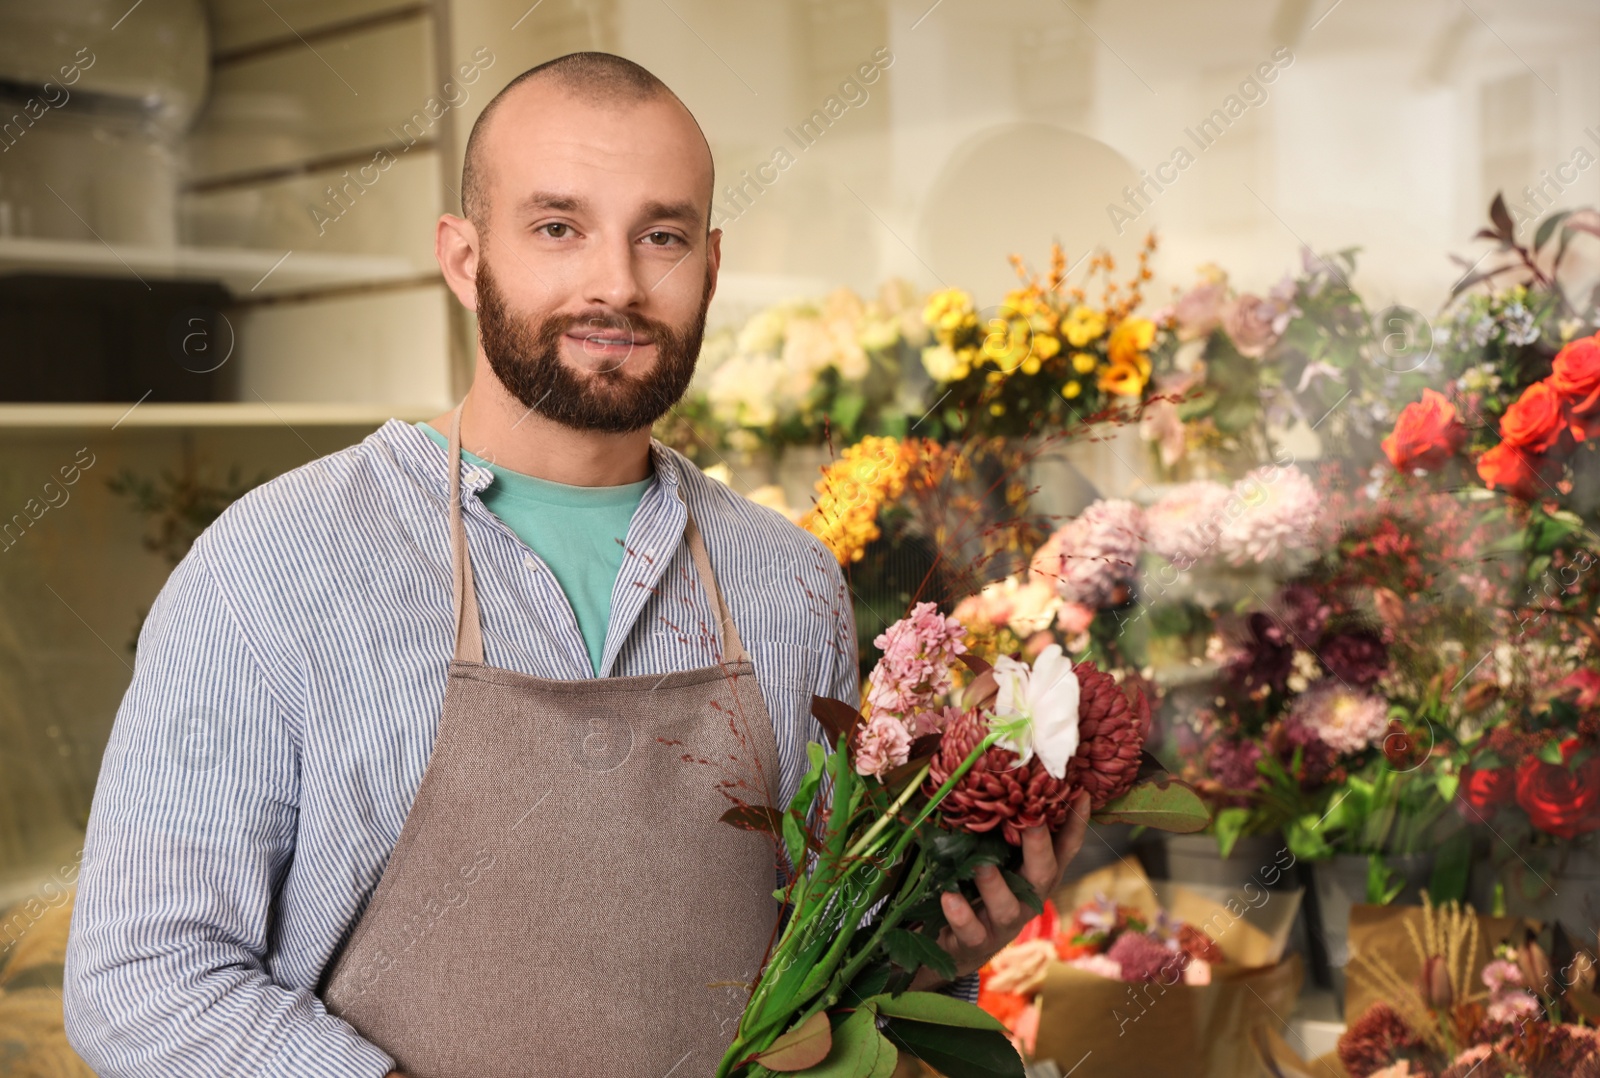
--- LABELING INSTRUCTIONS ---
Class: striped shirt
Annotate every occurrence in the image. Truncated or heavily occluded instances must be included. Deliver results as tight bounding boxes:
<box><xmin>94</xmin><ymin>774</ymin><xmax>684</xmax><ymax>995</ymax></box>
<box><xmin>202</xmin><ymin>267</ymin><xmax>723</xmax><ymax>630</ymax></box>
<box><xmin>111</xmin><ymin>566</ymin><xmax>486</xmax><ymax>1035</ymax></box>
<box><xmin>62</xmin><ymin>417</ymin><xmax>975</xmax><ymax>1078</ymax></box>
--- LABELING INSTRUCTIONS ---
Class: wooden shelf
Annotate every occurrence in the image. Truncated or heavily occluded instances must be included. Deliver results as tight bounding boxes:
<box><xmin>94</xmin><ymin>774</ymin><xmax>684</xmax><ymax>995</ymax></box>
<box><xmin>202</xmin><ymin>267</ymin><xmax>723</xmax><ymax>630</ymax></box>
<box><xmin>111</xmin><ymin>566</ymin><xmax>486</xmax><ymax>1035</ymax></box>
<box><xmin>0</xmin><ymin>236</ymin><xmax>422</xmax><ymax>296</ymax></box>
<box><xmin>0</xmin><ymin>402</ymin><xmax>445</xmax><ymax>429</ymax></box>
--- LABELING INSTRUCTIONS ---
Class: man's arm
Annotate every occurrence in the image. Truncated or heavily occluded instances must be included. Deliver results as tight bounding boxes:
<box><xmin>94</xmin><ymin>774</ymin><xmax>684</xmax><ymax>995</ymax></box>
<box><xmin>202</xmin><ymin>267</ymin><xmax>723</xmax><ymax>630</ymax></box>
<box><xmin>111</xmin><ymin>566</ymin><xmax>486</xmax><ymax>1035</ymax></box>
<box><xmin>62</xmin><ymin>541</ymin><xmax>395</xmax><ymax>1078</ymax></box>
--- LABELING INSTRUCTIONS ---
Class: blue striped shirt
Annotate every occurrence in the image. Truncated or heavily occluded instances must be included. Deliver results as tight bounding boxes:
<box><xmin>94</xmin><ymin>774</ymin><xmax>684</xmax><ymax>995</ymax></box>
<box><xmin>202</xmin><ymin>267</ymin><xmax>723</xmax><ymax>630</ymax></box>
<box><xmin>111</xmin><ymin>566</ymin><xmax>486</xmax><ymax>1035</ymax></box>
<box><xmin>62</xmin><ymin>418</ymin><xmax>975</xmax><ymax>1078</ymax></box>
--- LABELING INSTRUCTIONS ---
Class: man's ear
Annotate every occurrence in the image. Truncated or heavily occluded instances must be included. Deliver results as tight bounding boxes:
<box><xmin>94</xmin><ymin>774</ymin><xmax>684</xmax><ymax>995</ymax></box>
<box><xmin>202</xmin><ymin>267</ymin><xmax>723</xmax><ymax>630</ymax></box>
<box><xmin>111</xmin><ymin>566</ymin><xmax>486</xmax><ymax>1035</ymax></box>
<box><xmin>436</xmin><ymin>213</ymin><xmax>481</xmax><ymax>311</ymax></box>
<box><xmin>706</xmin><ymin>226</ymin><xmax>723</xmax><ymax>306</ymax></box>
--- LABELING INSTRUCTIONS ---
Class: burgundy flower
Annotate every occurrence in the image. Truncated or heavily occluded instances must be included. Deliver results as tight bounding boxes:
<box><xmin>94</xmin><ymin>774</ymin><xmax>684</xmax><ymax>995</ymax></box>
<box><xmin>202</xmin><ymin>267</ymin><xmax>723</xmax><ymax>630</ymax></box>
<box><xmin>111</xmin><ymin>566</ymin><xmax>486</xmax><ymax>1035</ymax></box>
<box><xmin>1106</xmin><ymin>931</ymin><xmax>1188</xmax><ymax>984</ymax></box>
<box><xmin>924</xmin><ymin>708</ymin><xmax>1079</xmax><ymax>846</ymax></box>
<box><xmin>1065</xmin><ymin>664</ymin><xmax>1151</xmax><ymax>809</ymax></box>
<box><xmin>1338</xmin><ymin>1002</ymin><xmax>1423</xmax><ymax>1077</ymax></box>
<box><xmin>1205</xmin><ymin>738</ymin><xmax>1264</xmax><ymax>794</ymax></box>
<box><xmin>1319</xmin><ymin>629</ymin><xmax>1389</xmax><ymax>690</ymax></box>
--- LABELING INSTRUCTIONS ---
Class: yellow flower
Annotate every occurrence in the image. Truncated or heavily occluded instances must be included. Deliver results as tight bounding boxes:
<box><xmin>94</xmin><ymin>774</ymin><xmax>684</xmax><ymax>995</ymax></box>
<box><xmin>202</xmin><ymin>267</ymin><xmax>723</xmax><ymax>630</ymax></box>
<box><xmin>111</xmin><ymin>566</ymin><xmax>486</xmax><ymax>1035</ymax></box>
<box><xmin>1071</xmin><ymin>351</ymin><xmax>1097</xmax><ymax>374</ymax></box>
<box><xmin>1061</xmin><ymin>380</ymin><xmax>1082</xmax><ymax>399</ymax></box>
<box><xmin>1098</xmin><ymin>360</ymin><xmax>1149</xmax><ymax>397</ymax></box>
<box><xmin>1033</xmin><ymin>334</ymin><xmax>1061</xmax><ymax>360</ymax></box>
<box><xmin>1107</xmin><ymin>317</ymin><xmax>1156</xmax><ymax>367</ymax></box>
<box><xmin>922</xmin><ymin>288</ymin><xmax>978</xmax><ymax>344</ymax></box>
<box><xmin>989</xmin><ymin>402</ymin><xmax>1005</xmax><ymax>416</ymax></box>
<box><xmin>1062</xmin><ymin>305</ymin><xmax>1107</xmax><ymax>347</ymax></box>
<box><xmin>1020</xmin><ymin>354</ymin><xmax>1042</xmax><ymax>376</ymax></box>
<box><xmin>800</xmin><ymin>437</ymin><xmax>916</xmax><ymax>565</ymax></box>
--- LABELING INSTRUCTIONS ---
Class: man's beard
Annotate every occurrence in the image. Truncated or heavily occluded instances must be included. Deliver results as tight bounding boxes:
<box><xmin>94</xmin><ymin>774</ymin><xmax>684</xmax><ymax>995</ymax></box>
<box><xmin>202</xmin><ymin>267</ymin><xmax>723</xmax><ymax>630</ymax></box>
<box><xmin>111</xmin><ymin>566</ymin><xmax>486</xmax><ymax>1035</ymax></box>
<box><xmin>475</xmin><ymin>257</ymin><xmax>711</xmax><ymax>434</ymax></box>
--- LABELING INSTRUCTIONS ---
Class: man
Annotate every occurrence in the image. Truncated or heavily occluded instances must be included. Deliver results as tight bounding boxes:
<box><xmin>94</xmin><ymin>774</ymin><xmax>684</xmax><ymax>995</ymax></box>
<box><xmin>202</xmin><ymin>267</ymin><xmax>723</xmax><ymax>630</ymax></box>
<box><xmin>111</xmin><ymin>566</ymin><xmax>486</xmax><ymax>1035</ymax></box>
<box><xmin>63</xmin><ymin>52</ymin><xmax>1087</xmax><ymax>1076</ymax></box>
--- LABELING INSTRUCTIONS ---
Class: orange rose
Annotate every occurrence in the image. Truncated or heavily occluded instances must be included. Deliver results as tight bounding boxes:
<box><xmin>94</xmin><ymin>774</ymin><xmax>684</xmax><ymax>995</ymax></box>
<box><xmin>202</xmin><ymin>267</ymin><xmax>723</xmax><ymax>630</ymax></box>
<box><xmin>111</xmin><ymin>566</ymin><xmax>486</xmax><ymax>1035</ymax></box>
<box><xmin>1550</xmin><ymin>334</ymin><xmax>1600</xmax><ymax>440</ymax></box>
<box><xmin>1498</xmin><ymin>381</ymin><xmax>1569</xmax><ymax>453</ymax></box>
<box><xmin>1476</xmin><ymin>441</ymin><xmax>1562</xmax><ymax>500</ymax></box>
<box><xmin>1382</xmin><ymin>388</ymin><xmax>1466</xmax><ymax>472</ymax></box>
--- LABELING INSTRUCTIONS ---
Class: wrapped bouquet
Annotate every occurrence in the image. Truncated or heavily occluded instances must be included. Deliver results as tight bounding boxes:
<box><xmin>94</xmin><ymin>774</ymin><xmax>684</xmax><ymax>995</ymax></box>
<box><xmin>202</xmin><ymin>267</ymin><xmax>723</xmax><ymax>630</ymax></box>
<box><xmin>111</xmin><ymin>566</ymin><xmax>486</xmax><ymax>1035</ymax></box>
<box><xmin>715</xmin><ymin>603</ymin><xmax>1208</xmax><ymax>1078</ymax></box>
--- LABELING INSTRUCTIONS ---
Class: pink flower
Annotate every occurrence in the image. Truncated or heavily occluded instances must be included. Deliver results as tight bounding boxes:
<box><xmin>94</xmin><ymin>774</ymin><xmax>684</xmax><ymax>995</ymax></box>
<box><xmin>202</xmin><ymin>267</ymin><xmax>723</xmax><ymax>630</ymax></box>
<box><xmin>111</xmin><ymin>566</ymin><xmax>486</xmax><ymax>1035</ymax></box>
<box><xmin>1217</xmin><ymin>465</ymin><xmax>1323</xmax><ymax>566</ymax></box>
<box><xmin>1057</xmin><ymin>602</ymin><xmax>1095</xmax><ymax>636</ymax></box>
<box><xmin>1287</xmin><ymin>684</ymin><xmax>1389</xmax><ymax>756</ymax></box>
<box><xmin>865</xmin><ymin>601</ymin><xmax>969</xmax><ymax>716</ymax></box>
<box><xmin>1222</xmin><ymin>294</ymin><xmax>1285</xmax><ymax>357</ymax></box>
<box><xmin>904</xmin><ymin>704</ymin><xmax>962</xmax><ymax>738</ymax></box>
<box><xmin>1145</xmin><ymin>481</ymin><xmax>1231</xmax><ymax>566</ymax></box>
<box><xmin>1174</xmin><ymin>279</ymin><xmax>1227</xmax><ymax>341</ymax></box>
<box><xmin>1486</xmin><ymin>987</ymin><xmax>1540</xmax><ymax>1024</ymax></box>
<box><xmin>853</xmin><ymin>714</ymin><xmax>913</xmax><ymax>778</ymax></box>
<box><xmin>1481</xmin><ymin>958</ymin><xmax>1523</xmax><ymax>994</ymax></box>
<box><xmin>1035</xmin><ymin>500</ymin><xmax>1146</xmax><ymax>608</ymax></box>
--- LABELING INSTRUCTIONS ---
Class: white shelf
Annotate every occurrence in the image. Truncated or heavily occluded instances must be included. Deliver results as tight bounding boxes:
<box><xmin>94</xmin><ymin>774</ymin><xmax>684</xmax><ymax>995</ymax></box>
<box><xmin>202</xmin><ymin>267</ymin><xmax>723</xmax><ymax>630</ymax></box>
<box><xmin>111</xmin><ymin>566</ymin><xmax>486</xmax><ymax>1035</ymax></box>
<box><xmin>0</xmin><ymin>402</ymin><xmax>445</xmax><ymax>429</ymax></box>
<box><xmin>0</xmin><ymin>236</ymin><xmax>424</xmax><ymax>296</ymax></box>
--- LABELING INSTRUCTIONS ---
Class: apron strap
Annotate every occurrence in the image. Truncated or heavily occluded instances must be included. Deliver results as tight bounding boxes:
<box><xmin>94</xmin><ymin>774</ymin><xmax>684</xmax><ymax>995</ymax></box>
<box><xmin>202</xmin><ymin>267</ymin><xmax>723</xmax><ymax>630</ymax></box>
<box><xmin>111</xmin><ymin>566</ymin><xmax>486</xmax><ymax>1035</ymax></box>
<box><xmin>448</xmin><ymin>404</ymin><xmax>486</xmax><ymax>664</ymax></box>
<box><xmin>446</xmin><ymin>401</ymin><xmax>748</xmax><ymax>668</ymax></box>
<box><xmin>679</xmin><ymin>490</ymin><xmax>748</xmax><ymax>666</ymax></box>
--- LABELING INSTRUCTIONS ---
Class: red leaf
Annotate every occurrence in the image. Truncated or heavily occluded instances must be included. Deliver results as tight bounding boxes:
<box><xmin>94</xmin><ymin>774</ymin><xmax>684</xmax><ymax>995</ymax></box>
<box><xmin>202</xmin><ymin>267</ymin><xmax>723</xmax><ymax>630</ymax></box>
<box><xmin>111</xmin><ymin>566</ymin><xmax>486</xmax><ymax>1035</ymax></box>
<box><xmin>749</xmin><ymin>1009</ymin><xmax>833</xmax><ymax>1071</ymax></box>
<box><xmin>720</xmin><ymin>804</ymin><xmax>784</xmax><ymax>834</ymax></box>
<box><xmin>812</xmin><ymin>694</ymin><xmax>865</xmax><ymax>746</ymax></box>
<box><xmin>957</xmin><ymin>653</ymin><xmax>993</xmax><ymax>676</ymax></box>
<box><xmin>1488</xmin><ymin>192</ymin><xmax>1514</xmax><ymax>240</ymax></box>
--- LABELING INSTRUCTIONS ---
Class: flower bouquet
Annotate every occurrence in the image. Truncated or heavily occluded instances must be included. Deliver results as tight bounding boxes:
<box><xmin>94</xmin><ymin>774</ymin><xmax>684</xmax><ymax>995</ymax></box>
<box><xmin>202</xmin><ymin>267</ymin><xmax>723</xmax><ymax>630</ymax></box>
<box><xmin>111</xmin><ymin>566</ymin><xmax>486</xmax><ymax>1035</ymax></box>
<box><xmin>714</xmin><ymin>603</ymin><xmax>1209</xmax><ymax>1077</ymax></box>
<box><xmin>1331</xmin><ymin>894</ymin><xmax>1600</xmax><ymax>1077</ymax></box>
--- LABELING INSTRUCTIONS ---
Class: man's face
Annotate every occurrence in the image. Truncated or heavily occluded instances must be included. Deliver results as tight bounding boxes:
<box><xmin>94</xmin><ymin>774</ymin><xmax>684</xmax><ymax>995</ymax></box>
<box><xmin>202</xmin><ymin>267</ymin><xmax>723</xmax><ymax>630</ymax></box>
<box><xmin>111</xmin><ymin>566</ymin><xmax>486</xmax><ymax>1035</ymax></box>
<box><xmin>467</xmin><ymin>88</ymin><xmax>719</xmax><ymax>434</ymax></box>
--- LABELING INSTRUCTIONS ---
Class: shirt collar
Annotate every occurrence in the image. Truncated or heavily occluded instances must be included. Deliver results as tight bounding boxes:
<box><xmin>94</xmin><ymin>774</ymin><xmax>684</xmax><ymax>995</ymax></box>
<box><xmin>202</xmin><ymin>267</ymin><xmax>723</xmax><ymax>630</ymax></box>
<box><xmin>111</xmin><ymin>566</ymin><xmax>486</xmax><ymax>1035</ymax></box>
<box><xmin>375</xmin><ymin>417</ymin><xmax>684</xmax><ymax>501</ymax></box>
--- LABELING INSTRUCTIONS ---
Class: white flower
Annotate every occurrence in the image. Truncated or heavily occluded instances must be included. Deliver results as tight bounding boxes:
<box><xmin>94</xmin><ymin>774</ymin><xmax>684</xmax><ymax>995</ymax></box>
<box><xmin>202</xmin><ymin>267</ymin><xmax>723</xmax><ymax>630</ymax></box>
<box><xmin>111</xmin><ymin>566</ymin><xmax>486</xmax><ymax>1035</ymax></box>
<box><xmin>991</xmin><ymin>643</ymin><xmax>1081</xmax><ymax>778</ymax></box>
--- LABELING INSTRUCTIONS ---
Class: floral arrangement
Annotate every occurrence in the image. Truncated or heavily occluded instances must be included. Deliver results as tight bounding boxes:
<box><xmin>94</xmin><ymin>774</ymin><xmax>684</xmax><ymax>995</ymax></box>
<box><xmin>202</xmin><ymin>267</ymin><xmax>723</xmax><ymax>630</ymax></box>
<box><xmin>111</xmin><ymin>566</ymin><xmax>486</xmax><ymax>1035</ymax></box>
<box><xmin>798</xmin><ymin>435</ymin><xmax>921</xmax><ymax>565</ymax></box>
<box><xmin>1336</xmin><ymin>894</ymin><xmax>1600</xmax><ymax>1077</ymax></box>
<box><xmin>917</xmin><ymin>238</ymin><xmax>1161</xmax><ymax>440</ymax></box>
<box><xmin>713</xmin><ymin>602</ymin><xmax>1207</xmax><ymax>1077</ymax></box>
<box><xmin>1139</xmin><ymin>245</ymin><xmax>1407</xmax><ymax>478</ymax></box>
<box><xmin>975</xmin><ymin>894</ymin><xmax>1223</xmax><ymax>1057</ymax></box>
<box><xmin>701</xmin><ymin>280</ymin><xmax>926</xmax><ymax>451</ymax></box>
<box><xmin>1457</xmin><ymin>683</ymin><xmax>1600</xmax><ymax>843</ymax></box>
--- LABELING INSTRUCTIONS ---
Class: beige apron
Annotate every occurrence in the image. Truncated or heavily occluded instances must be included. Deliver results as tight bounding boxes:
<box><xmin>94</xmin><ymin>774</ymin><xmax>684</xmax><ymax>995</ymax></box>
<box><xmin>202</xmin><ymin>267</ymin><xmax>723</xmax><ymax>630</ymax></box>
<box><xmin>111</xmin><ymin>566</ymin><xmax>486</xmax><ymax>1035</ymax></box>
<box><xmin>320</xmin><ymin>405</ymin><xmax>782</xmax><ymax>1076</ymax></box>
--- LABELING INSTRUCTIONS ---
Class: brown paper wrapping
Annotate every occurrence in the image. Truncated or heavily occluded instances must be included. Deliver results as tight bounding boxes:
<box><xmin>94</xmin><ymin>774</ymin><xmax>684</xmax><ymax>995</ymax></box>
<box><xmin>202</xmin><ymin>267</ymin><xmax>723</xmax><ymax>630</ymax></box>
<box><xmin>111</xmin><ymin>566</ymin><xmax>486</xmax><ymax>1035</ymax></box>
<box><xmin>1022</xmin><ymin>858</ymin><xmax>1307</xmax><ymax>1078</ymax></box>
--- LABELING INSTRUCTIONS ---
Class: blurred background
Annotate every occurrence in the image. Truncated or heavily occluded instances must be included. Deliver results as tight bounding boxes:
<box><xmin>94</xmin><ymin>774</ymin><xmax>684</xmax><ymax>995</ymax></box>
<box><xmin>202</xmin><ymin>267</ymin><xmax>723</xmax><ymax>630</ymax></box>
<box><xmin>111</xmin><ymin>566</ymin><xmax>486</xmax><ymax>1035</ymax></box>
<box><xmin>3</xmin><ymin>0</ymin><xmax>1600</xmax><ymax>1072</ymax></box>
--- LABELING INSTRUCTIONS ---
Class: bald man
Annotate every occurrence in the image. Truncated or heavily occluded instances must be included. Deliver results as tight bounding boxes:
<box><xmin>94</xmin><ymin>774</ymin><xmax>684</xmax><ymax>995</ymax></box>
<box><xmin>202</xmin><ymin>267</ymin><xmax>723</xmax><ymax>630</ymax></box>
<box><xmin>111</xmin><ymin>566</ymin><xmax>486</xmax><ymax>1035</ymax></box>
<box><xmin>62</xmin><ymin>52</ymin><xmax>1087</xmax><ymax>1077</ymax></box>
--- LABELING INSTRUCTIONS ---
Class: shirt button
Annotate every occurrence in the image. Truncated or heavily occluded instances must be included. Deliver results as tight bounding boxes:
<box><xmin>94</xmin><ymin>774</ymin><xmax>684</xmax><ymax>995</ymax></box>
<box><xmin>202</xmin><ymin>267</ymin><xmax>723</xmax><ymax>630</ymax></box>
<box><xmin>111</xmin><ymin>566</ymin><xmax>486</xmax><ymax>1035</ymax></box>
<box><xmin>523</xmin><ymin>555</ymin><xmax>538</xmax><ymax>572</ymax></box>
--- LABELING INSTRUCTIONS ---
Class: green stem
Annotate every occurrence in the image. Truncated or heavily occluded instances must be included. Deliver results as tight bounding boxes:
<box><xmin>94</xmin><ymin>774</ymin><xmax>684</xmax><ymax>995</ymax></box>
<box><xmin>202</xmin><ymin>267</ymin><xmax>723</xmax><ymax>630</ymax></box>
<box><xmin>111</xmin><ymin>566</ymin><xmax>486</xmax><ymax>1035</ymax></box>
<box><xmin>843</xmin><ymin>763</ymin><xmax>930</xmax><ymax>861</ymax></box>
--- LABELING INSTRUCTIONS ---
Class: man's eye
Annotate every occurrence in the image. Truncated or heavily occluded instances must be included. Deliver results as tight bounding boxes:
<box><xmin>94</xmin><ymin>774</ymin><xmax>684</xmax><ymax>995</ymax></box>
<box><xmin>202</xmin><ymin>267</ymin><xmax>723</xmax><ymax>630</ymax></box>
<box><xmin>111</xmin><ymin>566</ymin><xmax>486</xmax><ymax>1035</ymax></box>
<box><xmin>539</xmin><ymin>223</ymin><xmax>571</xmax><ymax>238</ymax></box>
<box><xmin>643</xmin><ymin>231</ymin><xmax>681</xmax><ymax>246</ymax></box>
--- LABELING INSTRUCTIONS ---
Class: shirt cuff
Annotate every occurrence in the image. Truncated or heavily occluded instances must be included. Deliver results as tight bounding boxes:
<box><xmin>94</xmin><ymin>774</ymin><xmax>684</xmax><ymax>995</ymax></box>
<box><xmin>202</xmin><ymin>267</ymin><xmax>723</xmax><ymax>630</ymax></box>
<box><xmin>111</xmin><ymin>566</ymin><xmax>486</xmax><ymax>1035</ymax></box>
<box><xmin>938</xmin><ymin>970</ymin><xmax>981</xmax><ymax>1003</ymax></box>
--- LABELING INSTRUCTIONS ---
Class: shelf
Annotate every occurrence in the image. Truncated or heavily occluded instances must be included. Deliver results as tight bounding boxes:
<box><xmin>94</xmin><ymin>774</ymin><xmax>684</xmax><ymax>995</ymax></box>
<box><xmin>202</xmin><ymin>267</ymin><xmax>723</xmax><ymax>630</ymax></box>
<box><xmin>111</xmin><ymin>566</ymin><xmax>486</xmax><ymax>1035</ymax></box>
<box><xmin>0</xmin><ymin>402</ymin><xmax>446</xmax><ymax>429</ymax></box>
<box><xmin>0</xmin><ymin>236</ymin><xmax>423</xmax><ymax>296</ymax></box>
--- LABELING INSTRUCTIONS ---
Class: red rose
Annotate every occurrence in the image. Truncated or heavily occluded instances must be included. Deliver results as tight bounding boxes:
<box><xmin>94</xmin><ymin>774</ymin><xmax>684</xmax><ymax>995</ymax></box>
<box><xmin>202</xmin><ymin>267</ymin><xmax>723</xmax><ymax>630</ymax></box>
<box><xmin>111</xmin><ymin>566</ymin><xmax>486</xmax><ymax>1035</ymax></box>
<box><xmin>1476</xmin><ymin>441</ymin><xmax>1562</xmax><ymax>500</ymax></box>
<box><xmin>1464</xmin><ymin>763</ymin><xmax>1517</xmax><ymax>808</ymax></box>
<box><xmin>1514</xmin><ymin>740</ymin><xmax>1600</xmax><ymax>840</ymax></box>
<box><xmin>1498</xmin><ymin>381</ymin><xmax>1570</xmax><ymax>453</ymax></box>
<box><xmin>1382</xmin><ymin>388</ymin><xmax>1467</xmax><ymax>472</ymax></box>
<box><xmin>1550</xmin><ymin>335</ymin><xmax>1600</xmax><ymax>439</ymax></box>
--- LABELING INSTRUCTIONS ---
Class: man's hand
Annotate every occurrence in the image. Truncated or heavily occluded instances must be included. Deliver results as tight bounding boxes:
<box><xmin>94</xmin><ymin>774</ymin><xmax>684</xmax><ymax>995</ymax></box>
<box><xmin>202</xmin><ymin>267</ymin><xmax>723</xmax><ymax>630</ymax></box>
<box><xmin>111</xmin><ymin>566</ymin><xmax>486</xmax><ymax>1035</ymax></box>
<box><xmin>909</xmin><ymin>791</ymin><xmax>1092</xmax><ymax>989</ymax></box>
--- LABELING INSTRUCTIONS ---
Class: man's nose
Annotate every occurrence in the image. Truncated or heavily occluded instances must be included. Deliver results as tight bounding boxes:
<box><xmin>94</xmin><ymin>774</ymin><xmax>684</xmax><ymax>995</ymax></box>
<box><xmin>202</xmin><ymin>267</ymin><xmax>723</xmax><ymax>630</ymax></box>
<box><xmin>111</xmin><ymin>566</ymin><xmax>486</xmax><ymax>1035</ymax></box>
<box><xmin>580</xmin><ymin>231</ymin><xmax>648</xmax><ymax>311</ymax></box>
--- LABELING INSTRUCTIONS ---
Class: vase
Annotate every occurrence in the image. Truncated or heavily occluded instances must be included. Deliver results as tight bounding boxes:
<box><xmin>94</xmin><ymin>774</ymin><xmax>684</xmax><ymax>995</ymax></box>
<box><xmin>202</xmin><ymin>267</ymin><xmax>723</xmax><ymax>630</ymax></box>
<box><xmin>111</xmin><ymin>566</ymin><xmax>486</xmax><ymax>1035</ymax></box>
<box><xmin>1308</xmin><ymin>851</ymin><xmax>1436</xmax><ymax>998</ymax></box>
<box><xmin>1139</xmin><ymin>831</ymin><xmax>1295</xmax><ymax>890</ymax></box>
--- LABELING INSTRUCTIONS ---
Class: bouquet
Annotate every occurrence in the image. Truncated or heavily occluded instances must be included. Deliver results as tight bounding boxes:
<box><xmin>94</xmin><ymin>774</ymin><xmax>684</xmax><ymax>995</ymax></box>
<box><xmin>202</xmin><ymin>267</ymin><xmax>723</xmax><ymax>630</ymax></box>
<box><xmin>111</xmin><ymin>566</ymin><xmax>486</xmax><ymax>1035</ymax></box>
<box><xmin>1336</xmin><ymin>894</ymin><xmax>1600</xmax><ymax>1077</ymax></box>
<box><xmin>714</xmin><ymin>602</ymin><xmax>1209</xmax><ymax>1077</ymax></box>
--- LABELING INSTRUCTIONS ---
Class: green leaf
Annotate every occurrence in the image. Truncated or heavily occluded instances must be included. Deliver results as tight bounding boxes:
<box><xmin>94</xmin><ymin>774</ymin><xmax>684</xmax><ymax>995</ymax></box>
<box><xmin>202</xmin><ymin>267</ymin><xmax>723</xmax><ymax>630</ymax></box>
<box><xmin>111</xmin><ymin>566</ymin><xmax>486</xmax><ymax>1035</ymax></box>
<box><xmin>884</xmin><ymin>927</ymin><xmax>958</xmax><ymax>981</ymax></box>
<box><xmin>1366</xmin><ymin>854</ymin><xmax>1404</xmax><ymax>905</ymax></box>
<box><xmin>1091</xmin><ymin>776</ymin><xmax>1212</xmax><ymax>832</ymax></box>
<box><xmin>1539</xmin><ymin>740</ymin><xmax>1566</xmax><ymax>765</ymax></box>
<box><xmin>865</xmin><ymin>991</ymin><xmax>1010</xmax><ymax>1032</ymax></box>
<box><xmin>750</xmin><ymin>1009</ymin><xmax>833</xmax><ymax>1072</ymax></box>
<box><xmin>1435</xmin><ymin>773</ymin><xmax>1459</xmax><ymax>805</ymax></box>
<box><xmin>1428</xmin><ymin>830</ymin><xmax>1472</xmax><ymax>904</ymax></box>
<box><xmin>1213</xmin><ymin>806</ymin><xmax>1251</xmax><ymax>859</ymax></box>
<box><xmin>879</xmin><ymin>1018</ymin><xmax>1025</xmax><ymax>1078</ymax></box>
<box><xmin>783</xmin><ymin>810</ymin><xmax>807</xmax><ymax>870</ymax></box>
<box><xmin>1535</xmin><ymin>209</ymin><xmax>1573</xmax><ymax>252</ymax></box>
<box><xmin>802</xmin><ymin>1003</ymin><xmax>890</xmax><ymax>1077</ymax></box>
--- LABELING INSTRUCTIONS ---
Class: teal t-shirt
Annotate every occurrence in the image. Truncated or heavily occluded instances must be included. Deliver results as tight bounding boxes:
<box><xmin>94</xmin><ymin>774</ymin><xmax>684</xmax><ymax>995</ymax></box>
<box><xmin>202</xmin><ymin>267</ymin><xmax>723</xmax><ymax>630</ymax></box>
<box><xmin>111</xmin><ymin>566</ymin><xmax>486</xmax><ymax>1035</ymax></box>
<box><xmin>417</xmin><ymin>422</ymin><xmax>652</xmax><ymax>675</ymax></box>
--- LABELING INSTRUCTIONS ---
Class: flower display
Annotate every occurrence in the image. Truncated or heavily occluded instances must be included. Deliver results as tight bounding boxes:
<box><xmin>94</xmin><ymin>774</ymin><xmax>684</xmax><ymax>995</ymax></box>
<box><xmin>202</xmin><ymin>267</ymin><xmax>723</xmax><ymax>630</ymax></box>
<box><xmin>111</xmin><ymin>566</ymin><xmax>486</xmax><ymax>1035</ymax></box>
<box><xmin>1286</xmin><ymin>683</ymin><xmax>1390</xmax><ymax>756</ymax></box>
<box><xmin>799</xmin><ymin>435</ymin><xmax>918</xmax><ymax>565</ymax></box>
<box><xmin>1143</xmin><ymin>480</ymin><xmax>1230</xmax><ymax>565</ymax></box>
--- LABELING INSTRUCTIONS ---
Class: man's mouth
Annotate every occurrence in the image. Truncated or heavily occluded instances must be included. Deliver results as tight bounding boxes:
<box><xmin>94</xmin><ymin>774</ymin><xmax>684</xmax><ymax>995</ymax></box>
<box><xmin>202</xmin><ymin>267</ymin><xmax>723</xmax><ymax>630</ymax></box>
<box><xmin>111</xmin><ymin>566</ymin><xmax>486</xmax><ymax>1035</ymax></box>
<box><xmin>567</xmin><ymin>329</ymin><xmax>653</xmax><ymax>349</ymax></box>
